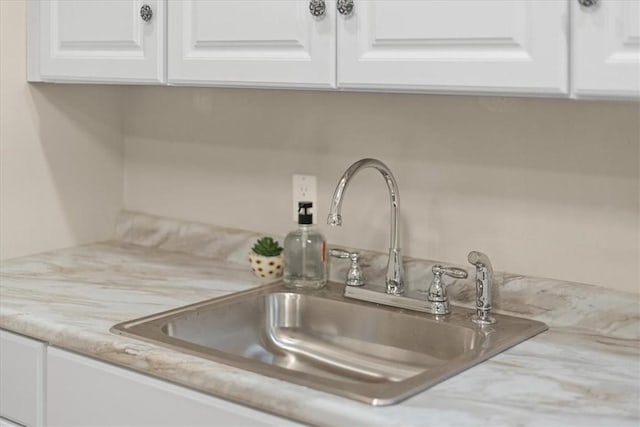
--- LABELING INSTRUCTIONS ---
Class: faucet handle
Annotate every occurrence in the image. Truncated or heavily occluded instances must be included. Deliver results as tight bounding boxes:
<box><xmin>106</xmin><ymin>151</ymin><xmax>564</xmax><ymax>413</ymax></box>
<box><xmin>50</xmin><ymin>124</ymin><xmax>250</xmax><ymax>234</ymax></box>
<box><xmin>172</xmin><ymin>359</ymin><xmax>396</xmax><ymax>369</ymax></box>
<box><xmin>433</xmin><ymin>265</ymin><xmax>468</xmax><ymax>280</ymax></box>
<box><xmin>329</xmin><ymin>248</ymin><xmax>351</xmax><ymax>259</ymax></box>
<box><xmin>429</xmin><ymin>265</ymin><xmax>468</xmax><ymax>301</ymax></box>
<box><xmin>468</xmin><ymin>251</ymin><xmax>496</xmax><ymax>325</ymax></box>
<box><xmin>329</xmin><ymin>249</ymin><xmax>365</xmax><ymax>287</ymax></box>
<box><xmin>428</xmin><ymin>265</ymin><xmax>468</xmax><ymax>315</ymax></box>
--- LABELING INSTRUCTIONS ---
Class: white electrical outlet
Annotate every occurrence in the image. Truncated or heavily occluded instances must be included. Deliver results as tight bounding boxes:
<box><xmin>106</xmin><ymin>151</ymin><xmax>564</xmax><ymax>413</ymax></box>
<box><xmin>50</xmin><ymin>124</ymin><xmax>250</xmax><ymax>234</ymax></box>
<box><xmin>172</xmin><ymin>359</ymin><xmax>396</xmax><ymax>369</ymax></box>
<box><xmin>292</xmin><ymin>174</ymin><xmax>317</xmax><ymax>223</ymax></box>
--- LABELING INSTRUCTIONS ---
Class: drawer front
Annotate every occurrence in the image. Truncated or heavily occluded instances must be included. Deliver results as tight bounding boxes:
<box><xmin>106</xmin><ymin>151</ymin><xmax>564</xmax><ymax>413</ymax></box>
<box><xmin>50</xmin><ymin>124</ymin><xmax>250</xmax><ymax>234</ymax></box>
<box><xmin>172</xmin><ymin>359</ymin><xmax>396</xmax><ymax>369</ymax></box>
<box><xmin>0</xmin><ymin>330</ymin><xmax>45</xmax><ymax>427</ymax></box>
<box><xmin>47</xmin><ymin>347</ymin><xmax>299</xmax><ymax>427</ymax></box>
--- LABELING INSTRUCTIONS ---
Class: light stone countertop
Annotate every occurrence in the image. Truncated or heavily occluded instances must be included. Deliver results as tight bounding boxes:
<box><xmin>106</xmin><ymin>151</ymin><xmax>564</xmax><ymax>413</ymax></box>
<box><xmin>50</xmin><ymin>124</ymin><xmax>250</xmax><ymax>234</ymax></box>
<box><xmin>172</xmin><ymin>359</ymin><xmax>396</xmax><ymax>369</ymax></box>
<box><xmin>1</xmin><ymin>211</ymin><xmax>638</xmax><ymax>426</ymax></box>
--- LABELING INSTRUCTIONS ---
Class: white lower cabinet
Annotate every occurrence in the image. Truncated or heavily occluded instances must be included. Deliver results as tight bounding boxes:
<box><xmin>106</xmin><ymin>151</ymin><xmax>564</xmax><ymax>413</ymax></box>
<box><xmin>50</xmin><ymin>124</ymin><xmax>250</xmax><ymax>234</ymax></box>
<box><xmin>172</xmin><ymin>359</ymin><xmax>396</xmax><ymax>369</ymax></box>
<box><xmin>0</xmin><ymin>330</ymin><xmax>45</xmax><ymax>427</ymax></box>
<box><xmin>47</xmin><ymin>347</ymin><xmax>296</xmax><ymax>427</ymax></box>
<box><xmin>1</xmin><ymin>330</ymin><xmax>298</xmax><ymax>427</ymax></box>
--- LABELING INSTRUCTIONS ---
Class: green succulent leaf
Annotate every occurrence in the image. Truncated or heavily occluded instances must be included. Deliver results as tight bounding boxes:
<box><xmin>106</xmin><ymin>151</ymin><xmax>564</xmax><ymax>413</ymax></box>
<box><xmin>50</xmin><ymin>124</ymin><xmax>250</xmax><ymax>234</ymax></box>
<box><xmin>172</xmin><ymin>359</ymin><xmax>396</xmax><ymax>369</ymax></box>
<box><xmin>252</xmin><ymin>237</ymin><xmax>283</xmax><ymax>257</ymax></box>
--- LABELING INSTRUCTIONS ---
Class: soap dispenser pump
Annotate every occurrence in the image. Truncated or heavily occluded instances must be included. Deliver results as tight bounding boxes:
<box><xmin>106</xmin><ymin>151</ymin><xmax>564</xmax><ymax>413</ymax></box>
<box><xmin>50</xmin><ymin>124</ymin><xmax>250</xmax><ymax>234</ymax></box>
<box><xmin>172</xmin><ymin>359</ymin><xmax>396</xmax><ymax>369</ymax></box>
<box><xmin>283</xmin><ymin>201</ymin><xmax>327</xmax><ymax>289</ymax></box>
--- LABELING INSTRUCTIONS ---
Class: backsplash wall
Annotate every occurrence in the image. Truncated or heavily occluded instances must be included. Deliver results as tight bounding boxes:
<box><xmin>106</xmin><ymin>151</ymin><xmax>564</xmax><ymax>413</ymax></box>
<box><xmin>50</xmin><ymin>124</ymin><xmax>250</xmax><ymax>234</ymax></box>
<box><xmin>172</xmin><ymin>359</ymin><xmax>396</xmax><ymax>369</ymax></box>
<box><xmin>123</xmin><ymin>87</ymin><xmax>639</xmax><ymax>293</ymax></box>
<box><xmin>0</xmin><ymin>0</ymin><xmax>124</xmax><ymax>260</ymax></box>
<box><xmin>2</xmin><ymin>0</ymin><xmax>636</xmax><ymax>293</ymax></box>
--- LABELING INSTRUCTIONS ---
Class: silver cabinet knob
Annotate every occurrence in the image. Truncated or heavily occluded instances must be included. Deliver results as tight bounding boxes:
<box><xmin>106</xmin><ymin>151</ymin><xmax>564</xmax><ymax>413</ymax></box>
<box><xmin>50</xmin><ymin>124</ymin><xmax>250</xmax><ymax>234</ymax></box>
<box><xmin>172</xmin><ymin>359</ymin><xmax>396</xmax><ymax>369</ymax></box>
<box><xmin>309</xmin><ymin>0</ymin><xmax>326</xmax><ymax>17</ymax></box>
<box><xmin>337</xmin><ymin>0</ymin><xmax>354</xmax><ymax>16</ymax></box>
<box><xmin>577</xmin><ymin>0</ymin><xmax>599</xmax><ymax>7</ymax></box>
<box><xmin>140</xmin><ymin>4</ymin><xmax>153</xmax><ymax>22</ymax></box>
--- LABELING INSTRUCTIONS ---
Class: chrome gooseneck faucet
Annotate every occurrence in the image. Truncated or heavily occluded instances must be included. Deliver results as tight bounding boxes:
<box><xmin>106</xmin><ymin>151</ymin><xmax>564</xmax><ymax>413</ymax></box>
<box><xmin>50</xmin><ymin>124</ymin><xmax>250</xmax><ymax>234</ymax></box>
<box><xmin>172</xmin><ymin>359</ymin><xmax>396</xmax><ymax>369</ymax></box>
<box><xmin>327</xmin><ymin>158</ymin><xmax>404</xmax><ymax>295</ymax></box>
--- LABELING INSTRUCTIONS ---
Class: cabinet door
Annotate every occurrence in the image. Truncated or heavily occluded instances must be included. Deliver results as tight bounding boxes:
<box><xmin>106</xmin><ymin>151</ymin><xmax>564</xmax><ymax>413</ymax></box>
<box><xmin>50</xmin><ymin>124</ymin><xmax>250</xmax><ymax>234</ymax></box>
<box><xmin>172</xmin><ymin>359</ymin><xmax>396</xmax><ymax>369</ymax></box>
<box><xmin>47</xmin><ymin>347</ymin><xmax>298</xmax><ymax>426</ymax></box>
<box><xmin>572</xmin><ymin>0</ymin><xmax>640</xmax><ymax>99</ymax></box>
<box><xmin>337</xmin><ymin>0</ymin><xmax>568</xmax><ymax>95</ymax></box>
<box><xmin>29</xmin><ymin>0</ymin><xmax>165</xmax><ymax>84</ymax></box>
<box><xmin>0</xmin><ymin>330</ymin><xmax>45</xmax><ymax>427</ymax></box>
<box><xmin>168</xmin><ymin>0</ymin><xmax>335</xmax><ymax>88</ymax></box>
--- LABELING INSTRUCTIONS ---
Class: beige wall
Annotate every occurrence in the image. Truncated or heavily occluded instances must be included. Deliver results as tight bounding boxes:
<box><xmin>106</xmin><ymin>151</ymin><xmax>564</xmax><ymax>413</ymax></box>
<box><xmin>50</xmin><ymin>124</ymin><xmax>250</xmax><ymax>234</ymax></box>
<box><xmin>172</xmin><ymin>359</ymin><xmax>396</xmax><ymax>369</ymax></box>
<box><xmin>0</xmin><ymin>0</ymin><xmax>123</xmax><ymax>260</ymax></box>
<box><xmin>123</xmin><ymin>87</ymin><xmax>639</xmax><ymax>293</ymax></box>
<box><xmin>1</xmin><ymin>0</ymin><xmax>638</xmax><ymax>293</ymax></box>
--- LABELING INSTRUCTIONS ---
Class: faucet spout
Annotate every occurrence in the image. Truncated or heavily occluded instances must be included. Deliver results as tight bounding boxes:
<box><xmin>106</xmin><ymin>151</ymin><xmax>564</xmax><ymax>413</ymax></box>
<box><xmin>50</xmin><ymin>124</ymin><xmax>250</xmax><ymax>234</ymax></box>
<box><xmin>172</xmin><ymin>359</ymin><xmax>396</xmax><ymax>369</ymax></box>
<box><xmin>327</xmin><ymin>158</ymin><xmax>404</xmax><ymax>294</ymax></box>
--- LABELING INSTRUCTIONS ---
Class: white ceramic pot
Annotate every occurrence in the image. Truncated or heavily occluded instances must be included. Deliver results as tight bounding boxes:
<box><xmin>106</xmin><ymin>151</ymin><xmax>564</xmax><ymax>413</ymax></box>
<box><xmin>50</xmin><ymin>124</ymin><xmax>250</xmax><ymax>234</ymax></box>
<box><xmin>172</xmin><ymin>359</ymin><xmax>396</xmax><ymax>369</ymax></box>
<box><xmin>249</xmin><ymin>253</ymin><xmax>284</xmax><ymax>279</ymax></box>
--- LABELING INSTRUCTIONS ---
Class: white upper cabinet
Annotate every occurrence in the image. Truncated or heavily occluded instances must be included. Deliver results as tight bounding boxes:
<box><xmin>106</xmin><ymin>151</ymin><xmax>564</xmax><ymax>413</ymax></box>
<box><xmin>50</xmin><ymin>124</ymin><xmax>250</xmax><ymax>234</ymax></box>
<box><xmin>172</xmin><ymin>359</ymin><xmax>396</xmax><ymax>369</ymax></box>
<box><xmin>29</xmin><ymin>0</ymin><xmax>165</xmax><ymax>84</ymax></box>
<box><xmin>167</xmin><ymin>0</ymin><xmax>335</xmax><ymax>88</ymax></box>
<box><xmin>337</xmin><ymin>0</ymin><xmax>568</xmax><ymax>95</ymax></box>
<box><xmin>27</xmin><ymin>0</ymin><xmax>639</xmax><ymax>99</ymax></box>
<box><xmin>572</xmin><ymin>0</ymin><xmax>640</xmax><ymax>99</ymax></box>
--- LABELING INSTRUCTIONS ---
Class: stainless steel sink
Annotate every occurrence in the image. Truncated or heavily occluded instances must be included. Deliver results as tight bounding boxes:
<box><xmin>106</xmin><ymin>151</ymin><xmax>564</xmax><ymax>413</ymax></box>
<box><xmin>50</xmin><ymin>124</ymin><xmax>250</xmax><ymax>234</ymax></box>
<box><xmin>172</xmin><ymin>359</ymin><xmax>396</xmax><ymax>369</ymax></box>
<box><xmin>111</xmin><ymin>281</ymin><xmax>547</xmax><ymax>405</ymax></box>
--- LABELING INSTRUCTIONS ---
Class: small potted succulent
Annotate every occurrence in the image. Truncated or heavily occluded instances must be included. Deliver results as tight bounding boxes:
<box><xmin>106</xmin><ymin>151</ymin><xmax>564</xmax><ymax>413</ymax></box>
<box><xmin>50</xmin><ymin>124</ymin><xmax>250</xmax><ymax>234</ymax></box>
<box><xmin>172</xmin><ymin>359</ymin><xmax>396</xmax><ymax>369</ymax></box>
<box><xmin>249</xmin><ymin>237</ymin><xmax>284</xmax><ymax>279</ymax></box>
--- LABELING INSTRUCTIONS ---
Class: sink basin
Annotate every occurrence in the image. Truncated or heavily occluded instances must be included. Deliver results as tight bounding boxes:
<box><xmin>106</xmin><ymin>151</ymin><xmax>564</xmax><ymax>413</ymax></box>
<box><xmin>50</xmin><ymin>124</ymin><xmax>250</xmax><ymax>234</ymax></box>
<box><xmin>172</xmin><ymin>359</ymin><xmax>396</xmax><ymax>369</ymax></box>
<box><xmin>111</xmin><ymin>281</ymin><xmax>547</xmax><ymax>405</ymax></box>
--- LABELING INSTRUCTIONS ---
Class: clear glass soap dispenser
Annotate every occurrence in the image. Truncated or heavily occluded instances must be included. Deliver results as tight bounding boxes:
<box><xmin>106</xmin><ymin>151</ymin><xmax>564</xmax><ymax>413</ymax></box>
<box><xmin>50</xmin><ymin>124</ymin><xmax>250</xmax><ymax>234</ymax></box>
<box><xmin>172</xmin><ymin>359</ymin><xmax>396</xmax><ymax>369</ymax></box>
<box><xmin>283</xmin><ymin>201</ymin><xmax>327</xmax><ymax>289</ymax></box>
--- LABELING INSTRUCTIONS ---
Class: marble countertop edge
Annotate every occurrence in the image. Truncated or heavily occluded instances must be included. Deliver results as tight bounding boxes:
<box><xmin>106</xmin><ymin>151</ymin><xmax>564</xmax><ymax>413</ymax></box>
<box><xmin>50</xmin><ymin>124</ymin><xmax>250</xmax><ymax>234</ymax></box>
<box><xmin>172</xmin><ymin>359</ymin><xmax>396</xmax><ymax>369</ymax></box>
<box><xmin>1</xmin><ymin>211</ymin><xmax>638</xmax><ymax>426</ymax></box>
